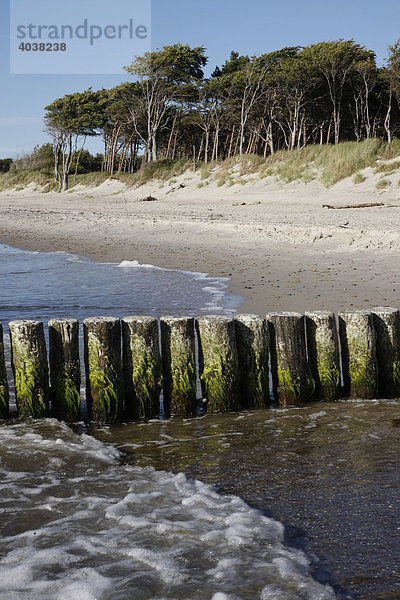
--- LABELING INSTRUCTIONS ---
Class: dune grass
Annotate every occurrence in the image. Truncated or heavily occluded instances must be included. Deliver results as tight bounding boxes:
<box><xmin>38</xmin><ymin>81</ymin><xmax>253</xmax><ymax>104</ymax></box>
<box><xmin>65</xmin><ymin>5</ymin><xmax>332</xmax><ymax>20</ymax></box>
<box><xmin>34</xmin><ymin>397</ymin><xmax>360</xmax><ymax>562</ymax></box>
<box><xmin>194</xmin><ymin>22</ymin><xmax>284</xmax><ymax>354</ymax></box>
<box><xmin>376</xmin><ymin>178</ymin><xmax>391</xmax><ymax>189</ymax></box>
<box><xmin>197</xmin><ymin>138</ymin><xmax>400</xmax><ymax>188</ymax></box>
<box><xmin>0</xmin><ymin>169</ymin><xmax>54</xmax><ymax>192</ymax></box>
<box><xmin>2</xmin><ymin>139</ymin><xmax>400</xmax><ymax>193</ymax></box>
<box><xmin>353</xmin><ymin>172</ymin><xmax>365</xmax><ymax>184</ymax></box>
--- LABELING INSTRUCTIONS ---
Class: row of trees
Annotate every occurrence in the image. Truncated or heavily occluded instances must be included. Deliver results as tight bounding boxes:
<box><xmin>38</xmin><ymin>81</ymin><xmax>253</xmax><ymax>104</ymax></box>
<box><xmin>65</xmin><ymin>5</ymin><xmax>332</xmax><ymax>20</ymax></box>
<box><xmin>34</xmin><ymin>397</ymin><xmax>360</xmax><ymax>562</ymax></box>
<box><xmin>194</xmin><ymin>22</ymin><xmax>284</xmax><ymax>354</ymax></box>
<box><xmin>43</xmin><ymin>40</ymin><xmax>400</xmax><ymax>190</ymax></box>
<box><xmin>9</xmin><ymin>143</ymin><xmax>103</xmax><ymax>175</ymax></box>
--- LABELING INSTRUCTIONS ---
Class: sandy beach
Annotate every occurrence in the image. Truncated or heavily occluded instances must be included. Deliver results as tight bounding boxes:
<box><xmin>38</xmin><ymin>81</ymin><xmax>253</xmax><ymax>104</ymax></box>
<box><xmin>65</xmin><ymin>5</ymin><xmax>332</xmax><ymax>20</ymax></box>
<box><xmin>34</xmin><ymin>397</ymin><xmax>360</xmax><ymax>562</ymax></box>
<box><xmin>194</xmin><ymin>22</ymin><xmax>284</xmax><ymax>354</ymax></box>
<box><xmin>1</xmin><ymin>164</ymin><xmax>400</xmax><ymax>316</ymax></box>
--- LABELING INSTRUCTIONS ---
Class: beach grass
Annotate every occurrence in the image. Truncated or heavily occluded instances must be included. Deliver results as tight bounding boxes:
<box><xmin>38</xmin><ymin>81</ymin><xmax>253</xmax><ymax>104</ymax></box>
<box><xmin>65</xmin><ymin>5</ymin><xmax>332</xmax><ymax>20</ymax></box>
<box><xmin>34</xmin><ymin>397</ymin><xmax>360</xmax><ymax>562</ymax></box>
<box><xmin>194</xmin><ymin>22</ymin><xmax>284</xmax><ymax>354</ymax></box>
<box><xmin>2</xmin><ymin>139</ymin><xmax>400</xmax><ymax>192</ymax></box>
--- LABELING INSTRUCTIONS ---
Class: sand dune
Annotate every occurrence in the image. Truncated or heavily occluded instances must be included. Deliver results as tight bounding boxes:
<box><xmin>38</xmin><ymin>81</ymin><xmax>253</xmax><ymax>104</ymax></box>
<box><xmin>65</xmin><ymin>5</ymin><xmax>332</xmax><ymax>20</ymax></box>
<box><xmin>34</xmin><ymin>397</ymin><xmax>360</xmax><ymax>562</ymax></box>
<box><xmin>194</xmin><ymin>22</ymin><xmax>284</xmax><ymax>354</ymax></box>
<box><xmin>1</xmin><ymin>166</ymin><xmax>400</xmax><ymax>315</ymax></box>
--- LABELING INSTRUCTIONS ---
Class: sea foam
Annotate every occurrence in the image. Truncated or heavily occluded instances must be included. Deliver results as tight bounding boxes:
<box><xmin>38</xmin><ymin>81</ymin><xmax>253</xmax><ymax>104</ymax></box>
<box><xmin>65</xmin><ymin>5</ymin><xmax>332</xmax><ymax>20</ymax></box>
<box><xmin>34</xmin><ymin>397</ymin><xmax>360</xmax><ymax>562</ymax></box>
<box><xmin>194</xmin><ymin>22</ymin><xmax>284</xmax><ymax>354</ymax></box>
<box><xmin>0</xmin><ymin>420</ymin><xmax>335</xmax><ymax>600</ymax></box>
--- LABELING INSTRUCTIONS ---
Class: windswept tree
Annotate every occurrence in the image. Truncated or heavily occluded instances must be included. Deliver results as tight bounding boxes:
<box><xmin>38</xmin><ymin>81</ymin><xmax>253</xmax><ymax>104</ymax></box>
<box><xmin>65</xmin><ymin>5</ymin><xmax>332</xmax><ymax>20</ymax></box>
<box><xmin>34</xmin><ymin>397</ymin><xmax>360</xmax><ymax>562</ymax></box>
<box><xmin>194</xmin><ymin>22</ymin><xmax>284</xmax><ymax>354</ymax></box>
<box><xmin>42</xmin><ymin>39</ymin><xmax>400</xmax><ymax>177</ymax></box>
<box><xmin>383</xmin><ymin>40</ymin><xmax>400</xmax><ymax>142</ymax></box>
<box><xmin>44</xmin><ymin>89</ymin><xmax>105</xmax><ymax>191</ymax></box>
<box><xmin>262</xmin><ymin>47</ymin><xmax>317</xmax><ymax>151</ymax></box>
<box><xmin>124</xmin><ymin>44</ymin><xmax>207</xmax><ymax>162</ymax></box>
<box><xmin>100</xmin><ymin>83</ymin><xmax>143</xmax><ymax>174</ymax></box>
<box><xmin>350</xmin><ymin>57</ymin><xmax>378</xmax><ymax>141</ymax></box>
<box><xmin>303</xmin><ymin>40</ymin><xmax>375</xmax><ymax>144</ymax></box>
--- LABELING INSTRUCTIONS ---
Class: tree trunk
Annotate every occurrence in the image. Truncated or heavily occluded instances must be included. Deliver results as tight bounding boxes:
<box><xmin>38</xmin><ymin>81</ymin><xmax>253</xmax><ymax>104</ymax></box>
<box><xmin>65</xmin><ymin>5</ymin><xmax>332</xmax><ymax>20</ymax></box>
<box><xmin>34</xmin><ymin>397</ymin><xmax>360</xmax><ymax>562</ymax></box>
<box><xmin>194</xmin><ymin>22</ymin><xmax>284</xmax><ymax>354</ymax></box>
<box><xmin>384</xmin><ymin>91</ymin><xmax>392</xmax><ymax>144</ymax></box>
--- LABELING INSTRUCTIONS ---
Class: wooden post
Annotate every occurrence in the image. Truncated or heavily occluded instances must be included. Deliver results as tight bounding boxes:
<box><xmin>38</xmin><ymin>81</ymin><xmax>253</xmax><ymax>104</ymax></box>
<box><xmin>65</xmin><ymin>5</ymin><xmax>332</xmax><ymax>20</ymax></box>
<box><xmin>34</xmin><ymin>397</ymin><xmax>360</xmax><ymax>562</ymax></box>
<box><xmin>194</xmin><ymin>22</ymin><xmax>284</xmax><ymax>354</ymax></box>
<box><xmin>305</xmin><ymin>311</ymin><xmax>341</xmax><ymax>401</ymax></box>
<box><xmin>0</xmin><ymin>324</ymin><xmax>9</xmax><ymax>419</ymax></box>
<box><xmin>49</xmin><ymin>319</ymin><xmax>81</xmax><ymax>422</ymax></box>
<box><xmin>122</xmin><ymin>316</ymin><xmax>162</xmax><ymax>420</ymax></box>
<box><xmin>235</xmin><ymin>314</ymin><xmax>269</xmax><ymax>408</ymax></box>
<box><xmin>83</xmin><ymin>317</ymin><xmax>123</xmax><ymax>423</ymax></box>
<box><xmin>339</xmin><ymin>310</ymin><xmax>378</xmax><ymax>399</ymax></box>
<box><xmin>9</xmin><ymin>320</ymin><xmax>49</xmax><ymax>418</ymax></box>
<box><xmin>267</xmin><ymin>312</ymin><xmax>314</xmax><ymax>406</ymax></box>
<box><xmin>160</xmin><ymin>317</ymin><xmax>197</xmax><ymax>417</ymax></box>
<box><xmin>196</xmin><ymin>315</ymin><xmax>239</xmax><ymax>413</ymax></box>
<box><xmin>372</xmin><ymin>307</ymin><xmax>400</xmax><ymax>398</ymax></box>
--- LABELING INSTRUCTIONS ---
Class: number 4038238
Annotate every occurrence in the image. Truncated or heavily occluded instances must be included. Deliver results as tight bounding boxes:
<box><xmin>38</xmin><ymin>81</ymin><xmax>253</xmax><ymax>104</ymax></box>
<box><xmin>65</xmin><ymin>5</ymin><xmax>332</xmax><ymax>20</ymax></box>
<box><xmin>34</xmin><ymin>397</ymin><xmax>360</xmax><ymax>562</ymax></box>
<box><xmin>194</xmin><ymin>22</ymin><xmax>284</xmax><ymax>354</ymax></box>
<box><xmin>18</xmin><ymin>42</ymin><xmax>67</xmax><ymax>51</ymax></box>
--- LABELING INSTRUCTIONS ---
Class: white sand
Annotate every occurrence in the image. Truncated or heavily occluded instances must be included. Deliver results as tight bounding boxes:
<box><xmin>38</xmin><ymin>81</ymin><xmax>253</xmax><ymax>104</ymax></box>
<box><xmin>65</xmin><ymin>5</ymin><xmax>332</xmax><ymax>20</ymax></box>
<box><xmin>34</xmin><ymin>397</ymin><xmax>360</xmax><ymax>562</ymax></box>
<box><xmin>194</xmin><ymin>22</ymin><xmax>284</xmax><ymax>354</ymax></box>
<box><xmin>1</xmin><ymin>164</ymin><xmax>400</xmax><ymax>315</ymax></box>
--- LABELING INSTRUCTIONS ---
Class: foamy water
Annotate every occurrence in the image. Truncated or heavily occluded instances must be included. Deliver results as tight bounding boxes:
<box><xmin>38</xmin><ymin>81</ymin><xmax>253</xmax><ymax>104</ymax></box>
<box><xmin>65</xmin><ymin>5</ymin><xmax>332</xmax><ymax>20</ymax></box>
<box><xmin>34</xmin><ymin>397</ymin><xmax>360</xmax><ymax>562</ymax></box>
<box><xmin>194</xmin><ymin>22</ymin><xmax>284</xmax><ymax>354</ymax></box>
<box><xmin>0</xmin><ymin>420</ymin><xmax>335</xmax><ymax>600</ymax></box>
<box><xmin>0</xmin><ymin>244</ymin><xmax>241</xmax><ymax>323</ymax></box>
<box><xmin>0</xmin><ymin>244</ymin><xmax>336</xmax><ymax>599</ymax></box>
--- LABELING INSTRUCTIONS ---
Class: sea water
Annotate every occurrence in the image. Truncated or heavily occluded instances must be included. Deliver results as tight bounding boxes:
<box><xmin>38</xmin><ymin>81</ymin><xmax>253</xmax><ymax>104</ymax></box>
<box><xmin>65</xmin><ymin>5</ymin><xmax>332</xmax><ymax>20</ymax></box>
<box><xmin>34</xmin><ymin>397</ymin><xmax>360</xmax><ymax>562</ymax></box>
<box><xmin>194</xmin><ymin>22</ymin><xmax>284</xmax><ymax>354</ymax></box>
<box><xmin>0</xmin><ymin>243</ymin><xmax>240</xmax><ymax>323</ymax></box>
<box><xmin>0</xmin><ymin>419</ymin><xmax>335</xmax><ymax>600</ymax></box>
<box><xmin>0</xmin><ymin>244</ymin><xmax>336</xmax><ymax>600</ymax></box>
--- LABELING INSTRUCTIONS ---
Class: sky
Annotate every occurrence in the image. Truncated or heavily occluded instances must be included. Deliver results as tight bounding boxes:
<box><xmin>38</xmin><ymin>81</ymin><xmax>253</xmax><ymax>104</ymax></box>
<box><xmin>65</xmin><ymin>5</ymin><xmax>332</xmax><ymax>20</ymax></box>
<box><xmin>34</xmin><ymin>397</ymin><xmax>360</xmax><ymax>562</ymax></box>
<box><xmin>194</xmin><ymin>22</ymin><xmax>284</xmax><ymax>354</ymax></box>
<box><xmin>1</xmin><ymin>0</ymin><xmax>400</xmax><ymax>158</ymax></box>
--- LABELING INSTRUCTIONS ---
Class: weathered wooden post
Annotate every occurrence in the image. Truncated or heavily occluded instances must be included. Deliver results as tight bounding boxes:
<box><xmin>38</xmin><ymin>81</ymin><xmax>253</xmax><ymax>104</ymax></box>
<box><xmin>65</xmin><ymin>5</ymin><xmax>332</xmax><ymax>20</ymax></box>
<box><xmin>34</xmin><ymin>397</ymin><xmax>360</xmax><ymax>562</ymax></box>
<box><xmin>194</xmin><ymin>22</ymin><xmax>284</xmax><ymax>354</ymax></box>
<box><xmin>371</xmin><ymin>307</ymin><xmax>400</xmax><ymax>398</ymax></box>
<box><xmin>305</xmin><ymin>311</ymin><xmax>341</xmax><ymax>401</ymax></box>
<box><xmin>122</xmin><ymin>316</ymin><xmax>162</xmax><ymax>420</ymax></box>
<box><xmin>339</xmin><ymin>310</ymin><xmax>378</xmax><ymax>399</ymax></box>
<box><xmin>160</xmin><ymin>317</ymin><xmax>197</xmax><ymax>417</ymax></box>
<box><xmin>9</xmin><ymin>320</ymin><xmax>49</xmax><ymax>418</ymax></box>
<box><xmin>267</xmin><ymin>312</ymin><xmax>314</xmax><ymax>406</ymax></box>
<box><xmin>0</xmin><ymin>324</ymin><xmax>9</xmax><ymax>419</ymax></box>
<box><xmin>196</xmin><ymin>315</ymin><xmax>239</xmax><ymax>413</ymax></box>
<box><xmin>83</xmin><ymin>317</ymin><xmax>123</xmax><ymax>423</ymax></box>
<box><xmin>235</xmin><ymin>314</ymin><xmax>269</xmax><ymax>408</ymax></box>
<box><xmin>49</xmin><ymin>319</ymin><xmax>81</xmax><ymax>422</ymax></box>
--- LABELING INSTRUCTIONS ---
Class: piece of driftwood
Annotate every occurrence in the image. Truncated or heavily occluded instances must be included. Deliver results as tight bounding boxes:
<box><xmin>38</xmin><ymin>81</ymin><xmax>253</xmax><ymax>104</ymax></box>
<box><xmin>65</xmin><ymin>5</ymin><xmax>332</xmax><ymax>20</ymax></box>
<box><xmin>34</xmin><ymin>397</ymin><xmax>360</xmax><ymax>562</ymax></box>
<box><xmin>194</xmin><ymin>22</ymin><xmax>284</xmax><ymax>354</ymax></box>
<box><xmin>323</xmin><ymin>202</ymin><xmax>384</xmax><ymax>209</ymax></box>
<box><xmin>232</xmin><ymin>201</ymin><xmax>261</xmax><ymax>206</ymax></box>
<box><xmin>166</xmin><ymin>184</ymin><xmax>186</xmax><ymax>194</ymax></box>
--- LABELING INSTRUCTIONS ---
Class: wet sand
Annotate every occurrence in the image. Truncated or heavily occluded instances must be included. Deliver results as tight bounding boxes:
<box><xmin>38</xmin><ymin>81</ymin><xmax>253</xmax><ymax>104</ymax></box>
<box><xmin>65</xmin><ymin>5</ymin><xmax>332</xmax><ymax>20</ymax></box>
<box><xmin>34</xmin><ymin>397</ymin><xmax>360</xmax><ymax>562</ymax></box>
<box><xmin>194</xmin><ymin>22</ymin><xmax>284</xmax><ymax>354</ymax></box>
<box><xmin>1</xmin><ymin>170</ymin><xmax>400</xmax><ymax>315</ymax></box>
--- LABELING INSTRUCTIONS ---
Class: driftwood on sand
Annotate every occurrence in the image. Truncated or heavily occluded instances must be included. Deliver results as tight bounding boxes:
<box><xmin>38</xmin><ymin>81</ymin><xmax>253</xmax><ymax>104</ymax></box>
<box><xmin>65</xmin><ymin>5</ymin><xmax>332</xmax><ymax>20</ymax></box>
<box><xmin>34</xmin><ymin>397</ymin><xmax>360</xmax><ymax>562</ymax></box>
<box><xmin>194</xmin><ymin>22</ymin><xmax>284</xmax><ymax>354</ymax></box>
<box><xmin>323</xmin><ymin>202</ymin><xmax>385</xmax><ymax>209</ymax></box>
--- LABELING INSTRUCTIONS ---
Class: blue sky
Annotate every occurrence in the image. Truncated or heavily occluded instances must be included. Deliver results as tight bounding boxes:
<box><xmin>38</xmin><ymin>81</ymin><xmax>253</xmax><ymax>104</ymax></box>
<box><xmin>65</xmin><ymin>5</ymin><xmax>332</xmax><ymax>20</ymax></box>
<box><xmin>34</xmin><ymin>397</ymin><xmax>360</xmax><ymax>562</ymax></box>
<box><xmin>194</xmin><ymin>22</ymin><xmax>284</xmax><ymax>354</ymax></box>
<box><xmin>1</xmin><ymin>0</ymin><xmax>400</xmax><ymax>158</ymax></box>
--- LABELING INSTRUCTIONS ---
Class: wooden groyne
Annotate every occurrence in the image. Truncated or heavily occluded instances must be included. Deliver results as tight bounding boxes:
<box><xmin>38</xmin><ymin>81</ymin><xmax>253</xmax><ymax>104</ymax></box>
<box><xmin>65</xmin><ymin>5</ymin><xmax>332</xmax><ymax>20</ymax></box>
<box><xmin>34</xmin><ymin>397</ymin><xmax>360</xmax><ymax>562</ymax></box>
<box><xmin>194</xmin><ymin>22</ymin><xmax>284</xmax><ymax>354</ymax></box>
<box><xmin>1</xmin><ymin>309</ymin><xmax>399</xmax><ymax>422</ymax></box>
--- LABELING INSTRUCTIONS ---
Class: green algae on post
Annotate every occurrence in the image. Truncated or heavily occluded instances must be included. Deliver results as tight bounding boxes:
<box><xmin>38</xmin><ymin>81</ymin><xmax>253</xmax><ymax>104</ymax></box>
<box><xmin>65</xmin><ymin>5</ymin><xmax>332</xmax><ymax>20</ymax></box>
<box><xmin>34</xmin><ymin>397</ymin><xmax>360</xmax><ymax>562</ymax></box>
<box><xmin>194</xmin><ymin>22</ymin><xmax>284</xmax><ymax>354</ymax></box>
<box><xmin>49</xmin><ymin>318</ymin><xmax>81</xmax><ymax>422</ymax></box>
<box><xmin>0</xmin><ymin>324</ymin><xmax>9</xmax><ymax>419</ymax></box>
<box><xmin>84</xmin><ymin>317</ymin><xmax>123</xmax><ymax>423</ymax></box>
<box><xmin>235</xmin><ymin>314</ymin><xmax>269</xmax><ymax>408</ymax></box>
<box><xmin>9</xmin><ymin>320</ymin><xmax>49</xmax><ymax>418</ymax></box>
<box><xmin>339</xmin><ymin>310</ymin><xmax>378</xmax><ymax>399</ymax></box>
<box><xmin>122</xmin><ymin>316</ymin><xmax>162</xmax><ymax>420</ymax></box>
<box><xmin>161</xmin><ymin>317</ymin><xmax>197</xmax><ymax>417</ymax></box>
<box><xmin>267</xmin><ymin>312</ymin><xmax>314</xmax><ymax>406</ymax></box>
<box><xmin>305</xmin><ymin>311</ymin><xmax>341</xmax><ymax>401</ymax></box>
<box><xmin>196</xmin><ymin>315</ymin><xmax>239</xmax><ymax>413</ymax></box>
<box><xmin>371</xmin><ymin>307</ymin><xmax>400</xmax><ymax>398</ymax></box>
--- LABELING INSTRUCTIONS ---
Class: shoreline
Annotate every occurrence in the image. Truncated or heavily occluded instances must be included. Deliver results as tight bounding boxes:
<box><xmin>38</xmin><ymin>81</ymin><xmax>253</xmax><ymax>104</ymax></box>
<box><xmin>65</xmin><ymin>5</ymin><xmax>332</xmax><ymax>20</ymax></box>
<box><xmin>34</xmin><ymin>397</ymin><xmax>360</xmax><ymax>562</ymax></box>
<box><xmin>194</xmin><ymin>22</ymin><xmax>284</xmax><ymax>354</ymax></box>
<box><xmin>0</xmin><ymin>229</ymin><xmax>247</xmax><ymax>312</ymax></box>
<box><xmin>2</xmin><ymin>172</ymin><xmax>400</xmax><ymax>315</ymax></box>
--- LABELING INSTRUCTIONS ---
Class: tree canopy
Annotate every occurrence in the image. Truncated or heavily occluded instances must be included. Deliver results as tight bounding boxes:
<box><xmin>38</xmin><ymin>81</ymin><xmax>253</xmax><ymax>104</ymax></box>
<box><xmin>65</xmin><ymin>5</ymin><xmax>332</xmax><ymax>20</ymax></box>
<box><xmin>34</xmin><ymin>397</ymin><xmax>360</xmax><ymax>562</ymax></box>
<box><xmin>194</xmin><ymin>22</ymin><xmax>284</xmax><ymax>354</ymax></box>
<box><xmin>41</xmin><ymin>39</ymin><xmax>400</xmax><ymax>182</ymax></box>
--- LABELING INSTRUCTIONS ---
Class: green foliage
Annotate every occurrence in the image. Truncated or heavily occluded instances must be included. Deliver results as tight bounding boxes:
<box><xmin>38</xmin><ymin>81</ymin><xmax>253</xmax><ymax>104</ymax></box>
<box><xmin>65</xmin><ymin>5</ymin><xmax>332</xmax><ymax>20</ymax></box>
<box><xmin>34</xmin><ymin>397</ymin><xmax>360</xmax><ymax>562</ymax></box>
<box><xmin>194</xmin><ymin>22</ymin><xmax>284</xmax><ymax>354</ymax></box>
<box><xmin>45</xmin><ymin>88</ymin><xmax>106</xmax><ymax>136</ymax></box>
<box><xmin>0</xmin><ymin>169</ymin><xmax>55</xmax><ymax>192</ymax></box>
<box><xmin>0</xmin><ymin>158</ymin><xmax>13</xmax><ymax>173</ymax></box>
<box><xmin>125</xmin><ymin>43</ymin><xmax>207</xmax><ymax>84</ymax></box>
<box><xmin>73</xmin><ymin>150</ymin><xmax>103</xmax><ymax>173</ymax></box>
<box><xmin>11</xmin><ymin>144</ymin><xmax>54</xmax><ymax>173</ymax></box>
<box><xmin>12</xmin><ymin>37</ymin><xmax>399</xmax><ymax>180</ymax></box>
